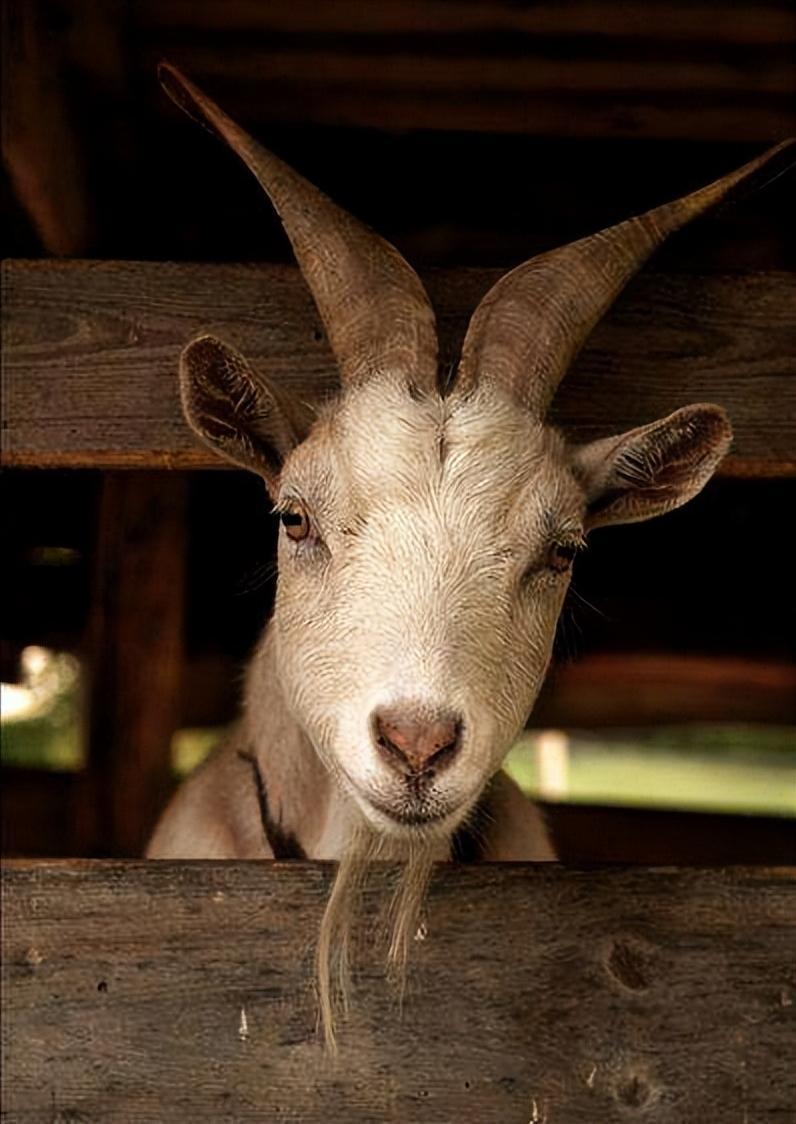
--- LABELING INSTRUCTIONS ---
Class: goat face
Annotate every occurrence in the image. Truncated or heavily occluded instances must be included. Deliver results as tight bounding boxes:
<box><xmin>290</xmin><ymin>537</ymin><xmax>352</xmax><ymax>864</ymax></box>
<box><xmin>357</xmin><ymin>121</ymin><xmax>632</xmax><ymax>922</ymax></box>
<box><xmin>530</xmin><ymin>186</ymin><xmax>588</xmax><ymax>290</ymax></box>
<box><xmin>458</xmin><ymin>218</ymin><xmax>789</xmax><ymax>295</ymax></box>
<box><xmin>271</xmin><ymin>377</ymin><xmax>581</xmax><ymax>835</ymax></box>
<box><xmin>161</xmin><ymin>63</ymin><xmax>789</xmax><ymax>838</ymax></box>
<box><xmin>179</xmin><ymin>330</ymin><xmax>730</xmax><ymax>838</ymax></box>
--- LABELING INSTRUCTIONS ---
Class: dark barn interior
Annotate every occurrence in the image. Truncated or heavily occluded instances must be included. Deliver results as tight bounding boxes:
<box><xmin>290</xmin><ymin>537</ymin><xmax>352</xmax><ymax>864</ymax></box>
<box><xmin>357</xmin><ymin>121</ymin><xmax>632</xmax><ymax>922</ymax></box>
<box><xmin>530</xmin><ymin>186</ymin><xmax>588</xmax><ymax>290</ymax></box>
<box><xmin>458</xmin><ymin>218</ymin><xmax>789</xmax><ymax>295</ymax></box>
<box><xmin>2</xmin><ymin>0</ymin><xmax>795</xmax><ymax>861</ymax></box>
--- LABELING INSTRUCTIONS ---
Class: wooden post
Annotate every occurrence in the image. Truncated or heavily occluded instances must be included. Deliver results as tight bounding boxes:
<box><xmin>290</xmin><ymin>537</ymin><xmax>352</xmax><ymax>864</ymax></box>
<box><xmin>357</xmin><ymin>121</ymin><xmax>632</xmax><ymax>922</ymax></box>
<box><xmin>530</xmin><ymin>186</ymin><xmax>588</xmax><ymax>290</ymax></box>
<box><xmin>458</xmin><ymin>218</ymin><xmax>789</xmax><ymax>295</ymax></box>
<box><xmin>81</xmin><ymin>473</ymin><xmax>186</xmax><ymax>856</ymax></box>
<box><xmin>1</xmin><ymin>0</ymin><xmax>93</xmax><ymax>254</ymax></box>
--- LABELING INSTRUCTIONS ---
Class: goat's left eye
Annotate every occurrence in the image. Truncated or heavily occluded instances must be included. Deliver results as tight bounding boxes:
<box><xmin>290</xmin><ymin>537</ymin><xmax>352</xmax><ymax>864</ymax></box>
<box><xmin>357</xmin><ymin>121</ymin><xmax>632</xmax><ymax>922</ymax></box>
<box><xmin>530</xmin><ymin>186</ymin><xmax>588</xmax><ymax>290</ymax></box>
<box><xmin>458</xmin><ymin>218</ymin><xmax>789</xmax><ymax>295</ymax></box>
<box><xmin>280</xmin><ymin>502</ymin><xmax>311</xmax><ymax>542</ymax></box>
<box><xmin>547</xmin><ymin>542</ymin><xmax>577</xmax><ymax>573</ymax></box>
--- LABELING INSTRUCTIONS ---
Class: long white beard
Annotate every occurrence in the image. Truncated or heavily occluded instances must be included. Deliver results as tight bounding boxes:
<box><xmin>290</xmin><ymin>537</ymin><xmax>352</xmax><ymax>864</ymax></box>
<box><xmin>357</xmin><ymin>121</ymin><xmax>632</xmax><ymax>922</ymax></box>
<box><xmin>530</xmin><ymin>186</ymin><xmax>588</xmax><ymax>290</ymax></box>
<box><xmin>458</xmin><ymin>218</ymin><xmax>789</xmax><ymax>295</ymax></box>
<box><xmin>315</xmin><ymin>817</ymin><xmax>437</xmax><ymax>1051</ymax></box>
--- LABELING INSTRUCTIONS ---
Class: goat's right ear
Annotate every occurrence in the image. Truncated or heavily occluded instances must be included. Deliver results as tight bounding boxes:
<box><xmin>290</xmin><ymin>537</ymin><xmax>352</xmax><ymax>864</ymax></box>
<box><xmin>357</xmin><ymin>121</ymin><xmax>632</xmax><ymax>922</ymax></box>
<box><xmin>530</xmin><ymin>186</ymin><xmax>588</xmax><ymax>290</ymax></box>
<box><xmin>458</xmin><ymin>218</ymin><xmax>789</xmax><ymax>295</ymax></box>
<box><xmin>179</xmin><ymin>335</ymin><xmax>298</xmax><ymax>493</ymax></box>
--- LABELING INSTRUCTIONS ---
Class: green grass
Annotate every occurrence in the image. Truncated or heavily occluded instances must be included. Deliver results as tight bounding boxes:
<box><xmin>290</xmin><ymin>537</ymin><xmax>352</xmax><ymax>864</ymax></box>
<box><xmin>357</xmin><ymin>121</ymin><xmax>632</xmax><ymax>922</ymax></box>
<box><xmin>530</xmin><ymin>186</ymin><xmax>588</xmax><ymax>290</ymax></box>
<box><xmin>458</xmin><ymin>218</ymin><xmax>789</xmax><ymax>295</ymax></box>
<box><xmin>171</xmin><ymin>727</ymin><xmax>226</xmax><ymax>776</ymax></box>
<box><xmin>505</xmin><ymin>725</ymin><xmax>796</xmax><ymax>817</ymax></box>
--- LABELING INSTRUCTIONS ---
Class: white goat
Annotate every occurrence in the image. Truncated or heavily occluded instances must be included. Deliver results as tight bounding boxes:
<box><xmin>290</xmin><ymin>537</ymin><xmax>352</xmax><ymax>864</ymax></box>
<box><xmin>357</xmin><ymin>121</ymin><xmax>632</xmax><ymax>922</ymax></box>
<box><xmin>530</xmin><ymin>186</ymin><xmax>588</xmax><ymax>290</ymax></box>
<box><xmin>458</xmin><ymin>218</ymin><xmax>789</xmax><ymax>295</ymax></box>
<box><xmin>148</xmin><ymin>64</ymin><xmax>791</xmax><ymax>1042</ymax></box>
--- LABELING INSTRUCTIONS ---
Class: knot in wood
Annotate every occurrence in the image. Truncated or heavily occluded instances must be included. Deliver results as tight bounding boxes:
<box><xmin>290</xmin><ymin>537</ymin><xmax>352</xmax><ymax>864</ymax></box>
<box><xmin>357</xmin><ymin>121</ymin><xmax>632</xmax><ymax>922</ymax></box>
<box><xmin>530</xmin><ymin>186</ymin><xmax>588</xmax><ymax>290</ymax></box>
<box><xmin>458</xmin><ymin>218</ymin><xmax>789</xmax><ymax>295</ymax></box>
<box><xmin>606</xmin><ymin>936</ymin><xmax>655</xmax><ymax>992</ymax></box>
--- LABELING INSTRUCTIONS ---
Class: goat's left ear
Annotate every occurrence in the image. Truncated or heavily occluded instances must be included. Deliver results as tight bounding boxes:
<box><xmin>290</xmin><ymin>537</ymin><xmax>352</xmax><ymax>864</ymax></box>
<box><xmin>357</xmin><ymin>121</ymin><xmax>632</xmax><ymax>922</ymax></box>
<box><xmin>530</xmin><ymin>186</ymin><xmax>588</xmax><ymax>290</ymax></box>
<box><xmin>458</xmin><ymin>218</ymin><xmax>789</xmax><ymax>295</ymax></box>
<box><xmin>179</xmin><ymin>334</ymin><xmax>299</xmax><ymax>495</ymax></box>
<box><xmin>572</xmin><ymin>404</ymin><xmax>732</xmax><ymax>530</ymax></box>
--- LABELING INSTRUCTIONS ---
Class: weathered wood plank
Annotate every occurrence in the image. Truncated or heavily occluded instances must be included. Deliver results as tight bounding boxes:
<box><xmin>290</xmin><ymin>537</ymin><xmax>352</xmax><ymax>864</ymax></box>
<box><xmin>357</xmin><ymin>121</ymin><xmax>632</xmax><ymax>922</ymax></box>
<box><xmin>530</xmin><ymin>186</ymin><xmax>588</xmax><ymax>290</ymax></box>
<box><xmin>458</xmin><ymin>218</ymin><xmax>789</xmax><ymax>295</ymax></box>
<box><xmin>131</xmin><ymin>0</ymin><xmax>796</xmax><ymax>140</ymax></box>
<box><xmin>2</xmin><ymin>862</ymin><xmax>794</xmax><ymax>1122</ymax></box>
<box><xmin>2</xmin><ymin>261</ymin><xmax>794</xmax><ymax>474</ymax></box>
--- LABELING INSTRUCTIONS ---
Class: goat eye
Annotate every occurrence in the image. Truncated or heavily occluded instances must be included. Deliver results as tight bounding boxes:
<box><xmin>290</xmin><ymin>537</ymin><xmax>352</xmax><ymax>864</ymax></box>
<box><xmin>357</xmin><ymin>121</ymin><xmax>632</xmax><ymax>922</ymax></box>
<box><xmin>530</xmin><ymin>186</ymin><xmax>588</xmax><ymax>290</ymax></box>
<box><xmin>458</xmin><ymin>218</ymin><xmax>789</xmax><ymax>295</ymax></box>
<box><xmin>280</xmin><ymin>502</ymin><xmax>311</xmax><ymax>542</ymax></box>
<box><xmin>547</xmin><ymin>542</ymin><xmax>577</xmax><ymax>573</ymax></box>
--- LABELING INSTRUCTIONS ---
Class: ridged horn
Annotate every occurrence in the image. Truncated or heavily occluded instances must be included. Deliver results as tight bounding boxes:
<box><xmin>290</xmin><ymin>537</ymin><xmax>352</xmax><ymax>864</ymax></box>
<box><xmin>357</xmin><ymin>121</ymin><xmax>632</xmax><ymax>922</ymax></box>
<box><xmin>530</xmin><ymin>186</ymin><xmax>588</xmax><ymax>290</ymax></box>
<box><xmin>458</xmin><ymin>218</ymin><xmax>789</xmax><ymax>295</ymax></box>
<box><xmin>456</xmin><ymin>140</ymin><xmax>794</xmax><ymax>415</ymax></box>
<box><xmin>158</xmin><ymin>62</ymin><xmax>438</xmax><ymax>392</ymax></box>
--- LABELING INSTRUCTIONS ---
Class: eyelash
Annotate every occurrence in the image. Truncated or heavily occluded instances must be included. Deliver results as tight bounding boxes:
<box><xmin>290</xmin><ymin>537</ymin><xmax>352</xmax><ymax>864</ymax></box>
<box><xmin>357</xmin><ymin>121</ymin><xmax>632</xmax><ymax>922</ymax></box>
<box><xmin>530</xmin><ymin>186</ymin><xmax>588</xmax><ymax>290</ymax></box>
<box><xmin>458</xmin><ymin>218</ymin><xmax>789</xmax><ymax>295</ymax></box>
<box><xmin>522</xmin><ymin>537</ymin><xmax>584</xmax><ymax>582</ymax></box>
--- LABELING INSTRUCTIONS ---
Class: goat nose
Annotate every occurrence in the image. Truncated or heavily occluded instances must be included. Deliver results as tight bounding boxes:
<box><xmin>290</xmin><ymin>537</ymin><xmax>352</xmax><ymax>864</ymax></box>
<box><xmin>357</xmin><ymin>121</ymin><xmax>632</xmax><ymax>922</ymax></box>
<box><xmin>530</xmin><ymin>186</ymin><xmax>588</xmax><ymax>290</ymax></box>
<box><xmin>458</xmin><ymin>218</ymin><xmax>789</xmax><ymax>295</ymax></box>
<box><xmin>373</xmin><ymin>705</ymin><xmax>462</xmax><ymax>776</ymax></box>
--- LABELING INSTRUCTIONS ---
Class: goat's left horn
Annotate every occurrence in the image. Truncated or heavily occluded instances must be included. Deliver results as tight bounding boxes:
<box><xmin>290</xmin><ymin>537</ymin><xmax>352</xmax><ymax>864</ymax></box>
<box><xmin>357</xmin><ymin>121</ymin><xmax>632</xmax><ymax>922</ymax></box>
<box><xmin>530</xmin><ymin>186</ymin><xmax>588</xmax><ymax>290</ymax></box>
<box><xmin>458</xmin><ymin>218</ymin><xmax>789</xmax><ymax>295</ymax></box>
<box><xmin>456</xmin><ymin>139</ymin><xmax>795</xmax><ymax>415</ymax></box>
<box><xmin>158</xmin><ymin>62</ymin><xmax>438</xmax><ymax>393</ymax></box>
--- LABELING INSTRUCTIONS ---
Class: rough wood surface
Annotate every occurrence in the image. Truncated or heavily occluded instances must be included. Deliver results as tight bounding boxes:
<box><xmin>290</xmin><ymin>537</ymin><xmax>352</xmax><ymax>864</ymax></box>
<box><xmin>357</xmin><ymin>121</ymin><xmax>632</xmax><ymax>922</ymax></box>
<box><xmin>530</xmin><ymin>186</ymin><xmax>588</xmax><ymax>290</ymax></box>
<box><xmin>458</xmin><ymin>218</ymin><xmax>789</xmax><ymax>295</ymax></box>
<box><xmin>2</xmin><ymin>861</ymin><xmax>794</xmax><ymax>1123</ymax></box>
<box><xmin>132</xmin><ymin>0</ymin><xmax>796</xmax><ymax>140</ymax></box>
<box><xmin>3</xmin><ymin>260</ymin><xmax>794</xmax><ymax>474</ymax></box>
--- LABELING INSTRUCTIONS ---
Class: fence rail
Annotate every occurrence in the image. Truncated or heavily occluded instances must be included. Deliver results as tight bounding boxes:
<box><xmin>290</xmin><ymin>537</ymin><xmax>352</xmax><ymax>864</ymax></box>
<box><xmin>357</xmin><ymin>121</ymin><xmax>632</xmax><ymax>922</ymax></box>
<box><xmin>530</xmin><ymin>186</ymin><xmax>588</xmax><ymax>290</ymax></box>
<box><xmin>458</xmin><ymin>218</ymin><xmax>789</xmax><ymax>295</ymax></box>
<box><xmin>2</xmin><ymin>861</ymin><xmax>795</xmax><ymax>1122</ymax></box>
<box><xmin>3</xmin><ymin>260</ymin><xmax>794</xmax><ymax>475</ymax></box>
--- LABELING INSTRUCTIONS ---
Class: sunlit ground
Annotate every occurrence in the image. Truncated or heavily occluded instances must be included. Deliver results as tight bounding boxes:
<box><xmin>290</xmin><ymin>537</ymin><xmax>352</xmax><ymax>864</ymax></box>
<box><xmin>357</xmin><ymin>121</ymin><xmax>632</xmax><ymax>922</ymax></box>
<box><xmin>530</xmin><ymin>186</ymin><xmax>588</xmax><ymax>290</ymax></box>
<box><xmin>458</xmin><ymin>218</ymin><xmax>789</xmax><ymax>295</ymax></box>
<box><xmin>505</xmin><ymin>726</ymin><xmax>796</xmax><ymax>818</ymax></box>
<box><xmin>2</xmin><ymin>647</ymin><xmax>795</xmax><ymax>817</ymax></box>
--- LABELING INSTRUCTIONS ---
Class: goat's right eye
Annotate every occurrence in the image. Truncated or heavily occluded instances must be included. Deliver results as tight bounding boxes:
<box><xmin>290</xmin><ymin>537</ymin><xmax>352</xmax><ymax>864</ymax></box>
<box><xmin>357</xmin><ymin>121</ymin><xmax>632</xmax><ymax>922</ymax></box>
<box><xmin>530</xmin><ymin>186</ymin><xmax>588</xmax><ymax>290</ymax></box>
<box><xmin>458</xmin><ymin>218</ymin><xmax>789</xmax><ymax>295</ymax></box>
<box><xmin>280</xmin><ymin>502</ymin><xmax>311</xmax><ymax>542</ymax></box>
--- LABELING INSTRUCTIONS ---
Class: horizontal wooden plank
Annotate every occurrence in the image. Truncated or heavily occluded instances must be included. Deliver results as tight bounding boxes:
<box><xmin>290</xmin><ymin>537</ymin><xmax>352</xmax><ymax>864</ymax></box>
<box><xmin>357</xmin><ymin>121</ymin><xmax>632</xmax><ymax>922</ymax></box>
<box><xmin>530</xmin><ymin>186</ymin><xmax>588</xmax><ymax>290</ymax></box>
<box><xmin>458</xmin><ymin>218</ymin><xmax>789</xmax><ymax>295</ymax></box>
<box><xmin>3</xmin><ymin>261</ymin><xmax>794</xmax><ymax>473</ymax></box>
<box><xmin>545</xmin><ymin>805</ymin><xmax>796</xmax><ymax>864</ymax></box>
<box><xmin>137</xmin><ymin>0</ymin><xmax>796</xmax><ymax>45</ymax></box>
<box><xmin>533</xmin><ymin>653</ymin><xmax>796</xmax><ymax>727</ymax></box>
<box><xmin>130</xmin><ymin>1</ymin><xmax>796</xmax><ymax>140</ymax></box>
<box><xmin>2</xmin><ymin>861</ymin><xmax>795</xmax><ymax>1122</ymax></box>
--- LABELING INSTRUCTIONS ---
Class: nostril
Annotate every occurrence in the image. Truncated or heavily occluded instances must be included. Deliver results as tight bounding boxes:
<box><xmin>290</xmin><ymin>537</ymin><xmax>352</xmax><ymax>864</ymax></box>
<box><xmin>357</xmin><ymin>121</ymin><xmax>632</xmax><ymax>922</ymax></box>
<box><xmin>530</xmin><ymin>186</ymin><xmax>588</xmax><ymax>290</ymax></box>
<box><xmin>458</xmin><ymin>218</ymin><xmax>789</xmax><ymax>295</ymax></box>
<box><xmin>427</xmin><ymin>735</ymin><xmax>459</xmax><ymax>771</ymax></box>
<box><xmin>375</xmin><ymin>729</ymin><xmax>407</xmax><ymax>766</ymax></box>
<box><xmin>372</xmin><ymin>704</ymin><xmax>462</xmax><ymax>777</ymax></box>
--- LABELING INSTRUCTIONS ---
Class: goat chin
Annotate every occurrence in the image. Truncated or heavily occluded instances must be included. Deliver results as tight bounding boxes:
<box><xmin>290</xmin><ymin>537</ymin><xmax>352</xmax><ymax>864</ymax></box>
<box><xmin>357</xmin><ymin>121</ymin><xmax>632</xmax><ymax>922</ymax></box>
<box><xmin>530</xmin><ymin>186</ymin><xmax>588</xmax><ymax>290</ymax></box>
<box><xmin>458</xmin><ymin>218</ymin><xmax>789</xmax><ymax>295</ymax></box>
<box><xmin>353</xmin><ymin>792</ymin><xmax>471</xmax><ymax>840</ymax></box>
<box><xmin>316</xmin><ymin>815</ymin><xmax>439</xmax><ymax>1053</ymax></box>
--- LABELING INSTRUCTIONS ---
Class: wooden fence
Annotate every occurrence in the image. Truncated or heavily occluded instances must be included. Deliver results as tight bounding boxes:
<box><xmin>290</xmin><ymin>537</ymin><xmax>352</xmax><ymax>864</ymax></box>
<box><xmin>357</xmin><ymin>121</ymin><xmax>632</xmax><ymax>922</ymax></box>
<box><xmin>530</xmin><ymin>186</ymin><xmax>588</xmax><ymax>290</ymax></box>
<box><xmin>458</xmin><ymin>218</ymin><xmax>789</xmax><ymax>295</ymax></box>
<box><xmin>3</xmin><ymin>260</ymin><xmax>795</xmax><ymax>475</ymax></box>
<box><xmin>3</xmin><ymin>861</ymin><xmax>795</xmax><ymax>1122</ymax></box>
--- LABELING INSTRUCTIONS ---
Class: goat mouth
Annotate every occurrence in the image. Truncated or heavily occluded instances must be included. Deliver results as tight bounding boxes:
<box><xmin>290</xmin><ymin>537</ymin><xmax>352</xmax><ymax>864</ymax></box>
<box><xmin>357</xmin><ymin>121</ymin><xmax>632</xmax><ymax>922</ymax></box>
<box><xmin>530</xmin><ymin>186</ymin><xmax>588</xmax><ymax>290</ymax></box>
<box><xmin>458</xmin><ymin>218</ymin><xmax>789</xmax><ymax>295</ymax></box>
<box><xmin>364</xmin><ymin>796</ymin><xmax>453</xmax><ymax>828</ymax></box>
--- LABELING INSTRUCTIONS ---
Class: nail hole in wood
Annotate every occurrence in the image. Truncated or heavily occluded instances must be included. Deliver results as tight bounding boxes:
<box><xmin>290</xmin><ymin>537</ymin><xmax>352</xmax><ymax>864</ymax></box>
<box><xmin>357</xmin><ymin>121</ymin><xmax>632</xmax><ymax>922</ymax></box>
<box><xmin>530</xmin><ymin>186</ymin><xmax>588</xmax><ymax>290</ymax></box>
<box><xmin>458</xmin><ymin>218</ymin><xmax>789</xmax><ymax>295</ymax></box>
<box><xmin>616</xmin><ymin>1074</ymin><xmax>651</xmax><ymax>1108</ymax></box>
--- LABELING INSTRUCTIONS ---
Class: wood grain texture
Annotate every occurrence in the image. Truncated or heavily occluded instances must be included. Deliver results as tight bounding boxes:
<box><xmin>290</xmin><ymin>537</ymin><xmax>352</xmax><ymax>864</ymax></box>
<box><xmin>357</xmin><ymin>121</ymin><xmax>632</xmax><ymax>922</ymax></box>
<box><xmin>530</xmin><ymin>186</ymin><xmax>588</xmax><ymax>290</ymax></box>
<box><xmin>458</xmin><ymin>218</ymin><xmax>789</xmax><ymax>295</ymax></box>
<box><xmin>132</xmin><ymin>0</ymin><xmax>796</xmax><ymax>140</ymax></box>
<box><xmin>3</xmin><ymin>260</ymin><xmax>794</xmax><ymax>474</ymax></box>
<box><xmin>2</xmin><ymin>861</ymin><xmax>795</xmax><ymax>1123</ymax></box>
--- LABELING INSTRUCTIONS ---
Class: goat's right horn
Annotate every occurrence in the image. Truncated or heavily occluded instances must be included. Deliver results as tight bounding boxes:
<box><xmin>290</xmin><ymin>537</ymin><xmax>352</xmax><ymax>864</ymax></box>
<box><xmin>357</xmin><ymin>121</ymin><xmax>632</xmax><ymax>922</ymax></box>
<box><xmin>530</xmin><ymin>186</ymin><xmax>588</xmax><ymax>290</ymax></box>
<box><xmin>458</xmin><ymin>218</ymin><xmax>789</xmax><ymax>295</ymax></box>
<box><xmin>158</xmin><ymin>62</ymin><xmax>438</xmax><ymax>394</ymax></box>
<box><xmin>456</xmin><ymin>139</ymin><xmax>794</xmax><ymax>415</ymax></box>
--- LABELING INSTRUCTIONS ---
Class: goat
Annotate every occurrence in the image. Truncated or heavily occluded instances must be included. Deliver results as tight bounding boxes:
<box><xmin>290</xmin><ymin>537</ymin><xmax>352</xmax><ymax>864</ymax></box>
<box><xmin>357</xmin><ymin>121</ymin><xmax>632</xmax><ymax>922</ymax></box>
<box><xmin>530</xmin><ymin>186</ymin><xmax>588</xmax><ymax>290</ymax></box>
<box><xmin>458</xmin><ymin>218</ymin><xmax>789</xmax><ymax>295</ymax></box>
<box><xmin>148</xmin><ymin>63</ymin><xmax>792</xmax><ymax>1044</ymax></box>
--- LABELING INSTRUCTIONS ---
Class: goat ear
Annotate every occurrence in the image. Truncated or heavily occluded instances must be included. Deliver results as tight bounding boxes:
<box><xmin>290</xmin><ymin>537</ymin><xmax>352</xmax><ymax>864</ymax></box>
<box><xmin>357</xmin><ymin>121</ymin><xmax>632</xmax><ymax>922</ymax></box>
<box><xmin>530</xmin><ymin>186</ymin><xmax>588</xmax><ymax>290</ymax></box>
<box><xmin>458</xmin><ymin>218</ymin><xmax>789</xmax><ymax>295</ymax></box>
<box><xmin>179</xmin><ymin>335</ymin><xmax>298</xmax><ymax>493</ymax></box>
<box><xmin>572</xmin><ymin>404</ymin><xmax>732</xmax><ymax>530</ymax></box>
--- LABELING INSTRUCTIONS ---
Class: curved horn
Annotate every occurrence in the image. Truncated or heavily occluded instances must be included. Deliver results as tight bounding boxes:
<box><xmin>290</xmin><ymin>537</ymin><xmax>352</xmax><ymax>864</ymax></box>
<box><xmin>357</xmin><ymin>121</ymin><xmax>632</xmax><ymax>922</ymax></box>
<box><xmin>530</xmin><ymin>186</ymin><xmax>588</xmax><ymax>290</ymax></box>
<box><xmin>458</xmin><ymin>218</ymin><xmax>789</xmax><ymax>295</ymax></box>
<box><xmin>456</xmin><ymin>140</ymin><xmax>794</xmax><ymax>415</ymax></box>
<box><xmin>158</xmin><ymin>62</ymin><xmax>437</xmax><ymax>392</ymax></box>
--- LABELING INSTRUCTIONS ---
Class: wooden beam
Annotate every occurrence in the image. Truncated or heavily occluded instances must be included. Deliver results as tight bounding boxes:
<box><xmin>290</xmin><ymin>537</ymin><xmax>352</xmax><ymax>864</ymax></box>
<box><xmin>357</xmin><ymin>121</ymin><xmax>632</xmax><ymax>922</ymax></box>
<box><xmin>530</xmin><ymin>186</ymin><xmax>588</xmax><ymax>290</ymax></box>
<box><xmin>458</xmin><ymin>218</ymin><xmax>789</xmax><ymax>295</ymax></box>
<box><xmin>136</xmin><ymin>0</ymin><xmax>796</xmax><ymax>44</ymax></box>
<box><xmin>532</xmin><ymin>653</ymin><xmax>796</xmax><ymax>727</ymax></box>
<box><xmin>80</xmin><ymin>474</ymin><xmax>186</xmax><ymax>856</ymax></box>
<box><xmin>2</xmin><ymin>861</ymin><xmax>795</xmax><ymax>1121</ymax></box>
<box><xmin>132</xmin><ymin>1</ymin><xmax>796</xmax><ymax>141</ymax></box>
<box><xmin>2</xmin><ymin>260</ymin><xmax>794</xmax><ymax>474</ymax></box>
<box><xmin>545</xmin><ymin>805</ymin><xmax>796</xmax><ymax>864</ymax></box>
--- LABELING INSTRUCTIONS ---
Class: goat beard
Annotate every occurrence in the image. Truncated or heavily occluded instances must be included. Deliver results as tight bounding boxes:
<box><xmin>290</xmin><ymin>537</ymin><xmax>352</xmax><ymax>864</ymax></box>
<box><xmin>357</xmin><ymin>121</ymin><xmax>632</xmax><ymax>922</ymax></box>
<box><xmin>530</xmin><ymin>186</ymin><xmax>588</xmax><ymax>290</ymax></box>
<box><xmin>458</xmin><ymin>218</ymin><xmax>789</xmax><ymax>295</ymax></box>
<box><xmin>315</xmin><ymin>816</ymin><xmax>437</xmax><ymax>1051</ymax></box>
